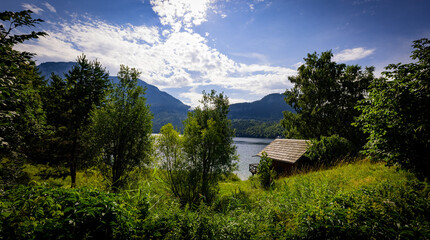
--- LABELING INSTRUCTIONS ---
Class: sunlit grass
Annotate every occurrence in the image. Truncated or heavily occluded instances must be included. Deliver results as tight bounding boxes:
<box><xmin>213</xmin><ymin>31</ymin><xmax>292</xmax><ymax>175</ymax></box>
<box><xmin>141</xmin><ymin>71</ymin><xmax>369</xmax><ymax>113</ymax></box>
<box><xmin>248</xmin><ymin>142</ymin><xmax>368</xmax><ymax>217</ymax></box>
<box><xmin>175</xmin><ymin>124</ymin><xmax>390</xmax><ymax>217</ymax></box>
<box><xmin>8</xmin><ymin>158</ymin><xmax>428</xmax><ymax>238</ymax></box>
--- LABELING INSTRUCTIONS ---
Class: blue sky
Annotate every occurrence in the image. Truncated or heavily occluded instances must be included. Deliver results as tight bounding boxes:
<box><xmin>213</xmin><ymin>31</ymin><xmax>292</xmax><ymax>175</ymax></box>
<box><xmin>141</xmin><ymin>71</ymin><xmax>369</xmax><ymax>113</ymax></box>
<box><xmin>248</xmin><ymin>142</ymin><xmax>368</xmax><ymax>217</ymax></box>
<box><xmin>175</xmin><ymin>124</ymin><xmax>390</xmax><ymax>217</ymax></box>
<box><xmin>2</xmin><ymin>0</ymin><xmax>429</xmax><ymax>106</ymax></box>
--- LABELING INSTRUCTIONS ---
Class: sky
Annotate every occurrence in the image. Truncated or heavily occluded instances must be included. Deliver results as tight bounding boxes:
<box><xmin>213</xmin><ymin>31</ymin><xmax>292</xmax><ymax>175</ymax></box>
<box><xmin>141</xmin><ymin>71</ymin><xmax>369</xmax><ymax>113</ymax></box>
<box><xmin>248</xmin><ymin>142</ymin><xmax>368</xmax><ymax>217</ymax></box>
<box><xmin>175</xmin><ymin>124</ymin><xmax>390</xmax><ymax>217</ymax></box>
<box><xmin>2</xmin><ymin>0</ymin><xmax>430</xmax><ymax>107</ymax></box>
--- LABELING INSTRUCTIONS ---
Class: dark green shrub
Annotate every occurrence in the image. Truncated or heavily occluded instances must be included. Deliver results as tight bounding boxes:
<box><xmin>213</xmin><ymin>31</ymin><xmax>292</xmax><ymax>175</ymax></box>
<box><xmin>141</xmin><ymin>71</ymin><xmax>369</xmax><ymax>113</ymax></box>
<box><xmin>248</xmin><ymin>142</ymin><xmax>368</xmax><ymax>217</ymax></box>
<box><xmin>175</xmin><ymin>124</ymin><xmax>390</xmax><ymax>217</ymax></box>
<box><xmin>0</xmin><ymin>186</ymin><xmax>145</xmax><ymax>239</ymax></box>
<box><xmin>257</xmin><ymin>152</ymin><xmax>276</xmax><ymax>189</ymax></box>
<box><xmin>0</xmin><ymin>158</ymin><xmax>30</xmax><ymax>188</ymax></box>
<box><xmin>305</xmin><ymin>134</ymin><xmax>355</xmax><ymax>167</ymax></box>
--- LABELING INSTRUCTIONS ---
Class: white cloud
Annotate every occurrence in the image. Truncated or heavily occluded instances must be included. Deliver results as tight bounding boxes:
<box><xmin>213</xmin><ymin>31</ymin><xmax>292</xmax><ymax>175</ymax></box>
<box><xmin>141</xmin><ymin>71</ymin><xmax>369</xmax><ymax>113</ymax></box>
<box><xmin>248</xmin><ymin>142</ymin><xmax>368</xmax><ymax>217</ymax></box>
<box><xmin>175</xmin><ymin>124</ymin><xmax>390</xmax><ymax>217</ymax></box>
<box><xmin>16</xmin><ymin>14</ymin><xmax>296</xmax><ymax>107</ymax></box>
<box><xmin>333</xmin><ymin>47</ymin><xmax>375</xmax><ymax>62</ymax></box>
<box><xmin>249</xmin><ymin>4</ymin><xmax>255</xmax><ymax>10</ymax></box>
<box><xmin>230</xmin><ymin>52</ymin><xmax>269</xmax><ymax>64</ymax></box>
<box><xmin>150</xmin><ymin>0</ymin><xmax>215</xmax><ymax>32</ymax></box>
<box><xmin>292</xmin><ymin>61</ymin><xmax>304</xmax><ymax>69</ymax></box>
<box><xmin>43</xmin><ymin>2</ymin><xmax>56</xmax><ymax>13</ymax></box>
<box><xmin>21</xmin><ymin>3</ymin><xmax>44</xmax><ymax>14</ymax></box>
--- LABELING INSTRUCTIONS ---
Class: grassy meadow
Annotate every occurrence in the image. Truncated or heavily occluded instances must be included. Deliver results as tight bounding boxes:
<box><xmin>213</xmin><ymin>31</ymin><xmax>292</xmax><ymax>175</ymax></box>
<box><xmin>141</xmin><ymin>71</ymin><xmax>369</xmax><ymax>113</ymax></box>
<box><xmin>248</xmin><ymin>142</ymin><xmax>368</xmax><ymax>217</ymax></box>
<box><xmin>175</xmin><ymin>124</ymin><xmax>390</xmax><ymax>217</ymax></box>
<box><xmin>1</xmin><ymin>159</ymin><xmax>428</xmax><ymax>239</ymax></box>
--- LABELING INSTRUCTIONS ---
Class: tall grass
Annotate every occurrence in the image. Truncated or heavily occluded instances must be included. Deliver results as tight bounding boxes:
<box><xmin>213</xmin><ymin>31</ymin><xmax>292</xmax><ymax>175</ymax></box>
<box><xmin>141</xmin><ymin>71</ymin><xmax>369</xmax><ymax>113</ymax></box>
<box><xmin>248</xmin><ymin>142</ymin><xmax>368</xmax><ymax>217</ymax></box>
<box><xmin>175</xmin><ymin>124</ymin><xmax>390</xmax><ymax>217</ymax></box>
<box><xmin>5</xmin><ymin>159</ymin><xmax>428</xmax><ymax>239</ymax></box>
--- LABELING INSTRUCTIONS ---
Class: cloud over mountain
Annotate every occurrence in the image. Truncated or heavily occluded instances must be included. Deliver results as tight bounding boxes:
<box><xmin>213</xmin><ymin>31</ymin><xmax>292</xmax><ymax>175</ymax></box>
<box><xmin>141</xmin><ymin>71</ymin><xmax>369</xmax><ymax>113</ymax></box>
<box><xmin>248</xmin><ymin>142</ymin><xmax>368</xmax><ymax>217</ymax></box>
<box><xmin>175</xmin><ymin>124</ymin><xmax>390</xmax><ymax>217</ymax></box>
<box><xmin>17</xmin><ymin>0</ymin><xmax>296</xmax><ymax>107</ymax></box>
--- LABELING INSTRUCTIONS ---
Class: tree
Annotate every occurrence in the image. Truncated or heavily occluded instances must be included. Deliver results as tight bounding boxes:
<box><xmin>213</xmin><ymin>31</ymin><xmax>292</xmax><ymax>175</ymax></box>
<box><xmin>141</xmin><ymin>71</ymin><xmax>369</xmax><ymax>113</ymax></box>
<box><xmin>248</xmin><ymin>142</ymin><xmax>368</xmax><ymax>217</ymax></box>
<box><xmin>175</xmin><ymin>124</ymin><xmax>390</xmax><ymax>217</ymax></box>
<box><xmin>157</xmin><ymin>123</ymin><xmax>188</xmax><ymax>200</ymax></box>
<box><xmin>354</xmin><ymin>38</ymin><xmax>430</xmax><ymax>179</ymax></box>
<box><xmin>181</xmin><ymin>90</ymin><xmax>237</xmax><ymax>205</ymax></box>
<box><xmin>0</xmin><ymin>10</ymin><xmax>47</xmax><ymax>156</ymax></box>
<box><xmin>282</xmin><ymin>51</ymin><xmax>374</xmax><ymax>147</ymax></box>
<box><xmin>43</xmin><ymin>55</ymin><xmax>110</xmax><ymax>187</ymax></box>
<box><xmin>88</xmin><ymin>65</ymin><xmax>153</xmax><ymax>192</ymax></box>
<box><xmin>0</xmin><ymin>10</ymin><xmax>47</xmax><ymax>187</ymax></box>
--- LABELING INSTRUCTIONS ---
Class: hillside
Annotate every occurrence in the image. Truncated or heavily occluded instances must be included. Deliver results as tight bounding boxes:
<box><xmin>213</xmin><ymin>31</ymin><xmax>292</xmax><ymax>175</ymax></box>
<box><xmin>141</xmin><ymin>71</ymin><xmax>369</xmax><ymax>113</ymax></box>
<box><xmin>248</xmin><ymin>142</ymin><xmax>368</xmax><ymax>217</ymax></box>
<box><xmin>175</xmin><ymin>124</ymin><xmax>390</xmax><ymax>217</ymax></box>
<box><xmin>38</xmin><ymin>62</ymin><xmax>190</xmax><ymax>132</ymax></box>
<box><xmin>8</xmin><ymin>159</ymin><xmax>429</xmax><ymax>239</ymax></box>
<box><xmin>228</xmin><ymin>93</ymin><xmax>294</xmax><ymax>121</ymax></box>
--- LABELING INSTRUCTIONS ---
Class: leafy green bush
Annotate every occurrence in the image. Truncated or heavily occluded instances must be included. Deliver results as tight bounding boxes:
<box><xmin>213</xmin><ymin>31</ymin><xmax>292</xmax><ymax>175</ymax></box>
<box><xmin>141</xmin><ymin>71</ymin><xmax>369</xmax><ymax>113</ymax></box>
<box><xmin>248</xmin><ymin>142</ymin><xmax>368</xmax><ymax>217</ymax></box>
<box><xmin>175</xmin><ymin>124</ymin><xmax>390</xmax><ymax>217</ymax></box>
<box><xmin>0</xmin><ymin>185</ymin><xmax>146</xmax><ymax>239</ymax></box>
<box><xmin>305</xmin><ymin>134</ymin><xmax>355</xmax><ymax>167</ymax></box>
<box><xmin>257</xmin><ymin>152</ymin><xmax>276</xmax><ymax>189</ymax></box>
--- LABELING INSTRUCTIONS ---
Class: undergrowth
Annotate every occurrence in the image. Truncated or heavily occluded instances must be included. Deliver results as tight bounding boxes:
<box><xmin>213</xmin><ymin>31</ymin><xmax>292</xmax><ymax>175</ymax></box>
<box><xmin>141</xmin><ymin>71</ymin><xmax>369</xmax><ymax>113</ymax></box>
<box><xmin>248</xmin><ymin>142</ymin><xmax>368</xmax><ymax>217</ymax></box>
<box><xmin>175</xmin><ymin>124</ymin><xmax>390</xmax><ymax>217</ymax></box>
<box><xmin>1</xmin><ymin>159</ymin><xmax>429</xmax><ymax>239</ymax></box>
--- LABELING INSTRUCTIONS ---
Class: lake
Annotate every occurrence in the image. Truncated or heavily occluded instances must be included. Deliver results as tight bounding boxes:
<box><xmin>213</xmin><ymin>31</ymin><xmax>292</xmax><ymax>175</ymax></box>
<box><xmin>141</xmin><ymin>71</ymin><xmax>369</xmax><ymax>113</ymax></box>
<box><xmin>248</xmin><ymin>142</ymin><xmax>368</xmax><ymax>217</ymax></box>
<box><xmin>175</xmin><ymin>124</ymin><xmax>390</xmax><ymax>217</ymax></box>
<box><xmin>233</xmin><ymin>137</ymin><xmax>273</xmax><ymax>180</ymax></box>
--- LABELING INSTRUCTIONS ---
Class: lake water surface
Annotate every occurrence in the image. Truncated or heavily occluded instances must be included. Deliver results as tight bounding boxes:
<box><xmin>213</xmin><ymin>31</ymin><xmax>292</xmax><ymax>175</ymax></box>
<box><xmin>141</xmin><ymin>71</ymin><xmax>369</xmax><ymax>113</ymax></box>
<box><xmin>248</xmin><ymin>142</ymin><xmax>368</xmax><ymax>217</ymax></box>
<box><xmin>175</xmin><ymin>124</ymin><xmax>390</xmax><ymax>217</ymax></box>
<box><xmin>233</xmin><ymin>137</ymin><xmax>273</xmax><ymax>180</ymax></box>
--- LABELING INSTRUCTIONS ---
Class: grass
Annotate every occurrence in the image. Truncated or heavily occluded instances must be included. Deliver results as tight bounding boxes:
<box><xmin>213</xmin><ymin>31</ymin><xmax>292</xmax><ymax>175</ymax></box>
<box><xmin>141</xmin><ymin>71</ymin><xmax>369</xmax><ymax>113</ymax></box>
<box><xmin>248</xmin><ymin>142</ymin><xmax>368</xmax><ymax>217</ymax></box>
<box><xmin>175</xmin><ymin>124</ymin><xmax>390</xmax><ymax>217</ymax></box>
<box><xmin>5</xmin><ymin>159</ymin><xmax>429</xmax><ymax>239</ymax></box>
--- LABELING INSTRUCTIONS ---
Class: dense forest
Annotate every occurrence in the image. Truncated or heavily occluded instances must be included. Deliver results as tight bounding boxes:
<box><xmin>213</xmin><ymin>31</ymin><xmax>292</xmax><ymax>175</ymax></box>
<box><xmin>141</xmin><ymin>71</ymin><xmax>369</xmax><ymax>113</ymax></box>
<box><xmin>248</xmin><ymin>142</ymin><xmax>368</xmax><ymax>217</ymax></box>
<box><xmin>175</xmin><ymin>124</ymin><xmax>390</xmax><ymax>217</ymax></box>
<box><xmin>1</xmin><ymin>10</ymin><xmax>429</xmax><ymax>239</ymax></box>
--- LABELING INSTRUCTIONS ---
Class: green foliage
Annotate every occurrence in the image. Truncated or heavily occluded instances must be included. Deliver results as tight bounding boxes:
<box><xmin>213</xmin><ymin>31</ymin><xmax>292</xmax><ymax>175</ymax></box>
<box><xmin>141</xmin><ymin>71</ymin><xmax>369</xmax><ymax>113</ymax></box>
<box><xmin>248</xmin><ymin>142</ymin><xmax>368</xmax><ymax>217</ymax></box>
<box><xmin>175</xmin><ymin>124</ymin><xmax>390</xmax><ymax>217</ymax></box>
<box><xmin>257</xmin><ymin>152</ymin><xmax>276</xmax><ymax>189</ymax></box>
<box><xmin>157</xmin><ymin>123</ymin><xmax>188</xmax><ymax>199</ymax></box>
<box><xmin>305</xmin><ymin>135</ymin><xmax>355</xmax><ymax>167</ymax></box>
<box><xmin>41</xmin><ymin>54</ymin><xmax>110</xmax><ymax>187</ymax></box>
<box><xmin>0</xmin><ymin>10</ymin><xmax>47</xmax><ymax>187</ymax></box>
<box><xmin>181</xmin><ymin>90</ymin><xmax>237</xmax><ymax>205</ymax></box>
<box><xmin>2</xmin><ymin>160</ymin><xmax>430</xmax><ymax>239</ymax></box>
<box><xmin>231</xmin><ymin>119</ymin><xmax>284</xmax><ymax>138</ymax></box>
<box><xmin>213</xmin><ymin>188</ymin><xmax>253</xmax><ymax>213</ymax></box>
<box><xmin>87</xmin><ymin>65</ymin><xmax>152</xmax><ymax>192</ymax></box>
<box><xmin>0</xmin><ymin>186</ymin><xmax>146</xmax><ymax>240</ymax></box>
<box><xmin>355</xmin><ymin>38</ymin><xmax>430</xmax><ymax>180</ymax></box>
<box><xmin>282</xmin><ymin>51</ymin><xmax>374</xmax><ymax>146</ymax></box>
<box><xmin>291</xmin><ymin>180</ymin><xmax>430</xmax><ymax>239</ymax></box>
<box><xmin>218</xmin><ymin>172</ymin><xmax>241</xmax><ymax>182</ymax></box>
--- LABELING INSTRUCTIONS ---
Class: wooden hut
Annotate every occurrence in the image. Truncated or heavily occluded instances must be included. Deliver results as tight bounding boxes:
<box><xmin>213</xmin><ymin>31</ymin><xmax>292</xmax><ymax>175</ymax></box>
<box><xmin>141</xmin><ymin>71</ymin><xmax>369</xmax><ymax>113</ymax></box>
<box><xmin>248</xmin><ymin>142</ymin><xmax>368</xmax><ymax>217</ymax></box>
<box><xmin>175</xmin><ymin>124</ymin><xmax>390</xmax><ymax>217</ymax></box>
<box><xmin>255</xmin><ymin>139</ymin><xmax>310</xmax><ymax>176</ymax></box>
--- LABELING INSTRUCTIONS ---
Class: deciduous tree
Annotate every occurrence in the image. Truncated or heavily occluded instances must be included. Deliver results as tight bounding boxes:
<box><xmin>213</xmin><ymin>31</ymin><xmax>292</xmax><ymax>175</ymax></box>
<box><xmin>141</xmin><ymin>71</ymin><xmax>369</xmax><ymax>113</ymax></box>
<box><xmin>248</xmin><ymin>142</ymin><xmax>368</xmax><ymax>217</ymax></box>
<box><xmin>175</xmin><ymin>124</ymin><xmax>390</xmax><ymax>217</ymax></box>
<box><xmin>0</xmin><ymin>10</ymin><xmax>47</xmax><ymax>187</ymax></box>
<box><xmin>354</xmin><ymin>38</ymin><xmax>430</xmax><ymax>179</ymax></box>
<box><xmin>181</xmin><ymin>90</ymin><xmax>237</xmax><ymax>205</ymax></box>
<box><xmin>282</xmin><ymin>51</ymin><xmax>374</xmax><ymax>148</ymax></box>
<box><xmin>0</xmin><ymin>10</ymin><xmax>47</xmax><ymax>157</ymax></box>
<box><xmin>157</xmin><ymin>123</ymin><xmax>188</xmax><ymax>199</ymax></box>
<box><xmin>89</xmin><ymin>65</ymin><xmax>153</xmax><ymax>192</ymax></box>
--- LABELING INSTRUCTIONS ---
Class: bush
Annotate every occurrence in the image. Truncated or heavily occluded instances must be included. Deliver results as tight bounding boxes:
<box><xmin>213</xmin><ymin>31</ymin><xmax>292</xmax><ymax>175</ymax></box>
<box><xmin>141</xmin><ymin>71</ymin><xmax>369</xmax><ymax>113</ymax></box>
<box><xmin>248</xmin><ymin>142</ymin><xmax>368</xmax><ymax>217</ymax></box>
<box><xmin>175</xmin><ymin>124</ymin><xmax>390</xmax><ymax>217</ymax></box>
<box><xmin>0</xmin><ymin>158</ymin><xmax>29</xmax><ymax>189</ymax></box>
<box><xmin>0</xmin><ymin>186</ymin><xmax>146</xmax><ymax>239</ymax></box>
<box><xmin>257</xmin><ymin>152</ymin><xmax>276</xmax><ymax>189</ymax></box>
<box><xmin>305</xmin><ymin>135</ymin><xmax>355</xmax><ymax>167</ymax></box>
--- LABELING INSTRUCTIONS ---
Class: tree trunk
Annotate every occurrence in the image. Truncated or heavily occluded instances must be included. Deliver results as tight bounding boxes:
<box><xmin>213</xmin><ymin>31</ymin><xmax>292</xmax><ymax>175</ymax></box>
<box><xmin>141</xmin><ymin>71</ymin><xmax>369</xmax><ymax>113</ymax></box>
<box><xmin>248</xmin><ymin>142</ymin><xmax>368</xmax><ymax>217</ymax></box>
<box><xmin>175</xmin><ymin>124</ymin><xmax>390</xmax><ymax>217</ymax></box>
<box><xmin>70</xmin><ymin>162</ymin><xmax>77</xmax><ymax>188</ymax></box>
<box><xmin>70</xmin><ymin>128</ymin><xmax>78</xmax><ymax>188</ymax></box>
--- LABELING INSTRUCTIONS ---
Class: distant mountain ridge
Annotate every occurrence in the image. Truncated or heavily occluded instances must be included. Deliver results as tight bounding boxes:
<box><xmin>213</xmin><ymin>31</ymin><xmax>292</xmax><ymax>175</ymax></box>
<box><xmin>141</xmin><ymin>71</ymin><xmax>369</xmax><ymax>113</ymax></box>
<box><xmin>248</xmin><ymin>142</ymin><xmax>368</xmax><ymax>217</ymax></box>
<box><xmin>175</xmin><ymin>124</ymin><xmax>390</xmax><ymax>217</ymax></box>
<box><xmin>228</xmin><ymin>93</ymin><xmax>294</xmax><ymax>122</ymax></box>
<box><xmin>38</xmin><ymin>62</ymin><xmax>189</xmax><ymax>132</ymax></box>
<box><xmin>37</xmin><ymin>62</ymin><xmax>294</xmax><ymax>134</ymax></box>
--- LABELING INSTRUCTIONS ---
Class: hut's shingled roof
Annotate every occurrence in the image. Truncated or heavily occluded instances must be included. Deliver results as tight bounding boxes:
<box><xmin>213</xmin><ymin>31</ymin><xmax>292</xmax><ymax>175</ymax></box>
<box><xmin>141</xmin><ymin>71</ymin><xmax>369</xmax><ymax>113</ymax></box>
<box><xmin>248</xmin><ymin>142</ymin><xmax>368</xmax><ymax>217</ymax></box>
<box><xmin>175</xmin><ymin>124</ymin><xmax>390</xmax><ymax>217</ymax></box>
<box><xmin>257</xmin><ymin>139</ymin><xmax>309</xmax><ymax>163</ymax></box>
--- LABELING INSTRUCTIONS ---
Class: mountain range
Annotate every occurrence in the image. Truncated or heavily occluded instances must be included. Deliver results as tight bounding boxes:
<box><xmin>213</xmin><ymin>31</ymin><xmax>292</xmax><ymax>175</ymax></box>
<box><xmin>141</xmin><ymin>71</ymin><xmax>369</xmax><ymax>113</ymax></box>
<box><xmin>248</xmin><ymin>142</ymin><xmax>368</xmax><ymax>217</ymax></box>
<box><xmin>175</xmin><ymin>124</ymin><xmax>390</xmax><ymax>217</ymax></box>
<box><xmin>229</xmin><ymin>93</ymin><xmax>294</xmax><ymax>121</ymax></box>
<box><xmin>38</xmin><ymin>62</ymin><xmax>293</xmax><ymax>132</ymax></box>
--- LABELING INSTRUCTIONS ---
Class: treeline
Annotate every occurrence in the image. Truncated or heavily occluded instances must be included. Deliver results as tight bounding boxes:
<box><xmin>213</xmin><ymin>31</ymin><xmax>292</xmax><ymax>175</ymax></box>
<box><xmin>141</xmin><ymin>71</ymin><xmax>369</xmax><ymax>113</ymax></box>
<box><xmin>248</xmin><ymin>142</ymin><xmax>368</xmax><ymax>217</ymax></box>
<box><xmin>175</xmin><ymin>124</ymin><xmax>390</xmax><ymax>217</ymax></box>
<box><xmin>280</xmin><ymin>40</ymin><xmax>430</xmax><ymax>180</ymax></box>
<box><xmin>0</xmin><ymin>11</ymin><xmax>155</xmax><ymax>190</ymax></box>
<box><xmin>0</xmin><ymin>11</ymin><xmax>237</xmax><ymax>202</ymax></box>
<box><xmin>231</xmin><ymin>119</ymin><xmax>283</xmax><ymax>139</ymax></box>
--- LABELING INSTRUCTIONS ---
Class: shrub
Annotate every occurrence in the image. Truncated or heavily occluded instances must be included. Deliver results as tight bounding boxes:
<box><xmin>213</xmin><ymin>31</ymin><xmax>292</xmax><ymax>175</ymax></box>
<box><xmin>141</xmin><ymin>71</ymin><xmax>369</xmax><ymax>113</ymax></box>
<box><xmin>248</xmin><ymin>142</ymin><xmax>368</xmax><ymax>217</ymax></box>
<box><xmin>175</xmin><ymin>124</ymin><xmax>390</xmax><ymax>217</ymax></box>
<box><xmin>0</xmin><ymin>186</ymin><xmax>145</xmax><ymax>239</ymax></box>
<box><xmin>257</xmin><ymin>152</ymin><xmax>276</xmax><ymax>189</ymax></box>
<box><xmin>305</xmin><ymin>134</ymin><xmax>355</xmax><ymax>167</ymax></box>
